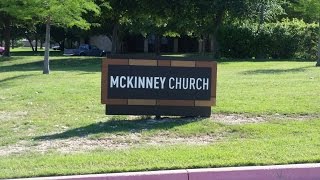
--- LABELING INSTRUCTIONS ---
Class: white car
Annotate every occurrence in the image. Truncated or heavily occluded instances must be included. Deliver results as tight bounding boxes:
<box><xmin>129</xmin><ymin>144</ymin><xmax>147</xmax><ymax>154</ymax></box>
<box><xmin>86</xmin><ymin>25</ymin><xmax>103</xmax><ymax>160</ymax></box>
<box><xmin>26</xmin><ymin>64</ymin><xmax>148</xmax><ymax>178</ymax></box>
<box><xmin>52</xmin><ymin>45</ymin><xmax>61</xmax><ymax>50</ymax></box>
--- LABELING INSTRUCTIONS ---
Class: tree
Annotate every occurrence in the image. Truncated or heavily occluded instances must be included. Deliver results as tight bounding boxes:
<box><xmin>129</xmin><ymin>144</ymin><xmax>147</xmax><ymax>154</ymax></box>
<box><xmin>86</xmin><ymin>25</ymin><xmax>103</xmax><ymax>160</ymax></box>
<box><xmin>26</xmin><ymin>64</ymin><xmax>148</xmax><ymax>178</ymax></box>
<box><xmin>0</xmin><ymin>0</ymin><xmax>36</xmax><ymax>56</ymax></box>
<box><xmin>245</xmin><ymin>0</ymin><xmax>286</xmax><ymax>58</ymax></box>
<box><xmin>3</xmin><ymin>0</ymin><xmax>99</xmax><ymax>70</ymax></box>
<box><xmin>0</xmin><ymin>12</ymin><xmax>12</xmax><ymax>57</ymax></box>
<box><xmin>179</xmin><ymin>0</ymin><xmax>249</xmax><ymax>57</ymax></box>
<box><xmin>294</xmin><ymin>0</ymin><xmax>320</xmax><ymax>66</ymax></box>
<box><xmin>127</xmin><ymin>0</ymin><xmax>177</xmax><ymax>55</ymax></box>
<box><xmin>14</xmin><ymin>21</ymin><xmax>45</xmax><ymax>52</ymax></box>
<box><xmin>99</xmin><ymin>0</ymin><xmax>183</xmax><ymax>55</ymax></box>
<box><xmin>31</xmin><ymin>0</ymin><xmax>100</xmax><ymax>74</ymax></box>
<box><xmin>96</xmin><ymin>0</ymin><xmax>138</xmax><ymax>54</ymax></box>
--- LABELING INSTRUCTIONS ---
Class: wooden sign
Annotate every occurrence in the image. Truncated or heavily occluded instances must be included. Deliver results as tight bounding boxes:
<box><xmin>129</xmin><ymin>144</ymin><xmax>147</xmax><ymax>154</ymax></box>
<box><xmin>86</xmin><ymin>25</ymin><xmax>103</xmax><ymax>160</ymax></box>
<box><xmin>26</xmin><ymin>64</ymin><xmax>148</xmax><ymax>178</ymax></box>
<box><xmin>101</xmin><ymin>58</ymin><xmax>217</xmax><ymax>117</ymax></box>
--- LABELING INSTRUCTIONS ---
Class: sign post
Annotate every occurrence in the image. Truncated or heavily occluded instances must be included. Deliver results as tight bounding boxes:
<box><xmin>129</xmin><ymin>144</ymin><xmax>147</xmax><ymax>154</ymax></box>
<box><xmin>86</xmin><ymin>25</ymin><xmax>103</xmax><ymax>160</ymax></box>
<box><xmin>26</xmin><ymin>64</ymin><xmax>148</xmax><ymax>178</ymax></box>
<box><xmin>101</xmin><ymin>58</ymin><xmax>217</xmax><ymax>117</ymax></box>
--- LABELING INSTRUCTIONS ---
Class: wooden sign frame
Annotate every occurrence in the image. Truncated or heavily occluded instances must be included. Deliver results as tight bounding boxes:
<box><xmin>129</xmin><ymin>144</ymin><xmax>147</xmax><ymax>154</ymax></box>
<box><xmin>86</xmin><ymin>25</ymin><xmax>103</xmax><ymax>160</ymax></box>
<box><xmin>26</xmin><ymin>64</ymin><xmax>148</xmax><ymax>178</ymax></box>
<box><xmin>101</xmin><ymin>58</ymin><xmax>217</xmax><ymax>117</ymax></box>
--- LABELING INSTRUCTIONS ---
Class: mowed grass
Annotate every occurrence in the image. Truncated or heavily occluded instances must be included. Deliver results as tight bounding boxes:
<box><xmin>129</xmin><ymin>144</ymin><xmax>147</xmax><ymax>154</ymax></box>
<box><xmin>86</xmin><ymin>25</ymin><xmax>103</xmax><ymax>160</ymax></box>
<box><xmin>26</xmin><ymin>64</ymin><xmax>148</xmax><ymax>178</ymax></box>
<box><xmin>216</xmin><ymin>61</ymin><xmax>319</xmax><ymax>114</ymax></box>
<box><xmin>0</xmin><ymin>53</ymin><xmax>320</xmax><ymax>178</ymax></box>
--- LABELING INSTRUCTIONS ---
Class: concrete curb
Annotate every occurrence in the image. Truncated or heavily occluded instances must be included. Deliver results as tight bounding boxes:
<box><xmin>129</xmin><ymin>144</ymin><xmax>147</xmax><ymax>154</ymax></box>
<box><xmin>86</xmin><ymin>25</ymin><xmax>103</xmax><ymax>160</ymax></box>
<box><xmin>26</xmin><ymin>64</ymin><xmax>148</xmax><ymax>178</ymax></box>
<box><xmin>9</xmin><ymin>163</ymin><xmax>320</xmax><ymax>180</ymax></box>
<box><xmin>188</xmin><ymin>163</ymin><xmax>320</xmax><ymax>180</ymax></box>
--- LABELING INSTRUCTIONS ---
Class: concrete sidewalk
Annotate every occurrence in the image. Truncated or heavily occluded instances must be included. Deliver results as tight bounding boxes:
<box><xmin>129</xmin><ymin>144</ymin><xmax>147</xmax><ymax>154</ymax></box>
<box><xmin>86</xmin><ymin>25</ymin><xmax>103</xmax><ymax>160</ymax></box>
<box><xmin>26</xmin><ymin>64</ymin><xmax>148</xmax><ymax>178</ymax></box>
<box><xmin>9</xmin><ymin>163</ymin><xmax>320</xmax><ymax>180</ymax></box>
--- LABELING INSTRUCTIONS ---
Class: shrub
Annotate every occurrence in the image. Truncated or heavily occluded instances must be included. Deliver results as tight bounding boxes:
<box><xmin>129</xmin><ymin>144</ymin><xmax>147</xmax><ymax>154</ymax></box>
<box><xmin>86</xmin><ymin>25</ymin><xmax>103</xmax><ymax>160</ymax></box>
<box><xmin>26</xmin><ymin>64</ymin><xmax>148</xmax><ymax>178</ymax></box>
<box><xmin>218</xmin><ymin>19</ymin><xmax>319</xmax><ymax>59</ymax></box>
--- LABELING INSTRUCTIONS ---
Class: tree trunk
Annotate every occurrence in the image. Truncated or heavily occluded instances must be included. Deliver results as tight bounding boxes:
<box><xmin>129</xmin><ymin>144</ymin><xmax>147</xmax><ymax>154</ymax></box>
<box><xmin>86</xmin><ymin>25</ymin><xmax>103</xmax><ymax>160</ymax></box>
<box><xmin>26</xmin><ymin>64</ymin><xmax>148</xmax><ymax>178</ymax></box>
<box><xmin>43</xmin><ymin>18</ymin><xmax>51</xmax><ymax>74</ymax></box>
<box><xmin>11</xmin><ymin>38</ymin><xmax>15</xmax><ymax>49</ymax></box>
<box><xmin>111</xmin><ymin>22</ymin><xmax>119</xmax><ymax>54</ymax></box>
<box><xmin>40</xmin><ymin>39</ymin><xmax>43</xmax><ymax>49</ymax></box>
<box><xmin>25</xmin><ymin>34</ymin><xmax>35</xmax><ymax>52</ymax></box>
<box><xmin>155</xmin><ymin>34</ymin><xmax>161</xmax><ymax>55</ymax></box>
<box><xmin>316</xmin><ymin>36</ymin><xmax>320</xmax><ymax>66</ymax></box>
<box><xmin>210</xmin><ymin>34</ymin><xmax>219</xmax><ymax>57</ymax></box>
<box><xmin>117</xmin><ymin>39</ymin><xmax>122</xmax><ymax>53</ymax></box>
<box><xmin>210</xmin><ymin>35</ymin><xmax>214</xmax><ymax>53</ymax></box>
<box><xmin>3</xmin><ymin>16</ymin><xmax>11</xmax><ymax>57</ymax></box>
<box><xmin>144</xmin><ymin>37</ymin><xmax>148</xmax><ymax>53</ymax></box>
<box><xmin>198</xmin><ymin>38</ymin><xmax>203</xmax><ymax>54</ymax></box>
<box><xmin>210</xmin><ymin>10</ymin><xmax>225</xmax><ymax>59</ymax></box>
<box><xmin>35</xmin><ymin>36</ymin><xmax>38</xmax><ymax>52</ymax></box>
<box><xmin>255</xmin><ymin>4</ymin><xmax>266</xmax><ymax>59</ymax></box>
<box><xmin>256</xmin><ymin>4</ymin><xmax>265</xmax><ymax>34</ymax></box>
<box><xmin>316</xmin><ymin>21</ymin><xmax>320</xmax><ymax>67</ymax></box>
<box><xmin>198</xmin><ymin>35</ymin><xmax>206</xmax><ymax>54</ymax></box>
<box><xmin>173</xmin><ymin>38</ymin><xmax>178</xmax><ymax>53</ymax></box>
<box><xmin>202</xmin><ymin>35</ymin><xmax>207</xmax><ymax>55</ymax></box>
<box><xmin>317</xmin><ymin>38</ymin><xmax>320</xmax><ymax>66</ymax></box>
<box><xmin>59</xmin><ymin>40</ymin><xmax>65</xmax><ymax>50</ymax></box>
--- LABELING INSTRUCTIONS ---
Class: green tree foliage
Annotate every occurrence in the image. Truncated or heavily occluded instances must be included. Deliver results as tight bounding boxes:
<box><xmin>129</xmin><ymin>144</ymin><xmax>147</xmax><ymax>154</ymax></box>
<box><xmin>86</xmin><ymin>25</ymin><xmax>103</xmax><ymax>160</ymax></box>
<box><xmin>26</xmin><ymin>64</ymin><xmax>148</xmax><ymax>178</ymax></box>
<box><xmin>2</xmin><ymin>0</ymin><xmax>320</xmax><ymax>62</ymax></box>
<box><xmin>293</xmin><ymin>0</ymin><xmax>320</xmax><ymax>66</ymax></box>
<box><xmin>0</xmin><ymin>0</ymin><xmax>37</xmax><ymax>56</ymax></box>
<box><xmin>126</xmin><ymin>0</ymin><xmax>188</xmax><ymax>54</ymax></box>
<box><xmin>33</xmin><ymin>0</ymin><xmax>100</xmax><ymax>74</ymax></box>
<box><xmin>94</xmin><ymin>0</ymin><xmax>136</xmax><ymax>54</ymax></box>
<box><xmin>1</xmin><ymin>0</ymin><xmax>99</xmax><ymax>62</ymax></box>
<box><xmin>294</xmin><ymin>0</ymin><xmax>320</xmax><ymax>21</ymax></box>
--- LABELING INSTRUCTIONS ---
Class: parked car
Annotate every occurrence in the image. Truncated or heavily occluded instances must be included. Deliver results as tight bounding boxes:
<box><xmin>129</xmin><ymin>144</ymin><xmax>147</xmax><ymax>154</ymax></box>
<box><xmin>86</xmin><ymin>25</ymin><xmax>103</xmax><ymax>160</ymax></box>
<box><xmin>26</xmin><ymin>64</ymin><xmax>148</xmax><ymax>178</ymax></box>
<box><xmin>63</xmin><ymin>44</ymin><xmax>106</xmax><ymax>57</ymax></box>
<box><xmin>52</xmin><ymin>45</ymin><xmax>62</xmax><ymax>50</ymax></box>
<box><xmin>0</xmin><ymin>47</ymin><xmax>5</xmax><ymax>55</ymax></box>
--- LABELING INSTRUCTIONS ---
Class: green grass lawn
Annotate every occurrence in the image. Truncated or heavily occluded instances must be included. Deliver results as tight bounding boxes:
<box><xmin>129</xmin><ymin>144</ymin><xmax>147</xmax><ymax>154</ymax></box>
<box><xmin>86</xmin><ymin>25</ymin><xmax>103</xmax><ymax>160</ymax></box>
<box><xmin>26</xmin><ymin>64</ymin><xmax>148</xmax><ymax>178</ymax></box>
<box><xmin>0</xmin><ymin>53</ymin><xmax>320</xmax><ymax>178</ymax></box>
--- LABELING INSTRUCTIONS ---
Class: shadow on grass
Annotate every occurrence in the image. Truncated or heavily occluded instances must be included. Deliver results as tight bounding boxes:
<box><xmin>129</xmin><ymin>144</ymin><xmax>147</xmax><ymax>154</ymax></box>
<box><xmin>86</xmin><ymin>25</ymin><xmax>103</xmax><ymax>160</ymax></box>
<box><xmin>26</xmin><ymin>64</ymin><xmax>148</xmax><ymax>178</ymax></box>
<box><xmin>10</xmin><ymin>50</ymin><xmax>64</xmax><ymax>57</ymax></box>
<box><xmin>34</xmin><ymin>116</ymin><xmax>204</xmax><ymax>140</ymax></box>
<box><xmin>241</xmin><ymin>66</ymin><xmax>313</xmax><ymax>75</ymax></box>
<box><xmin>2</xmin><ymin>53</ymin><xmax>314</xmax><ymax>73</ymax></box>
<box><xmin>0</xmin><ymin>57</ymin><xmax>102</xmax><ymax>72</ymax></box>
<box><xmin>0</xmin><ymin>74</ymin><xmax>36</xmax><ymax>84</ymax></box>
<box><xmin>109</xmin><ymin>53</ymin><xmax>314</xmax><ymax>62</ymax></box>
<box><xmin>0</xmin><ymin>56</ymin><xmax>18</xmax><ymax>62</ymax></box>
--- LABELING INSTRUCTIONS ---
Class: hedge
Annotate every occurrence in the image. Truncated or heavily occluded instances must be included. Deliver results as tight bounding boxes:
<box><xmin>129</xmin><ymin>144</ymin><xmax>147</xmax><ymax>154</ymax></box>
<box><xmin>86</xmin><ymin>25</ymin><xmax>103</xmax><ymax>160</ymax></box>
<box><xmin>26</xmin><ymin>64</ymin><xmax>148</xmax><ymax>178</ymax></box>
<box><xmin>218</xmin><ymin>19</ymin><xmax>319</xmax><ymax>59</ymax></box>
